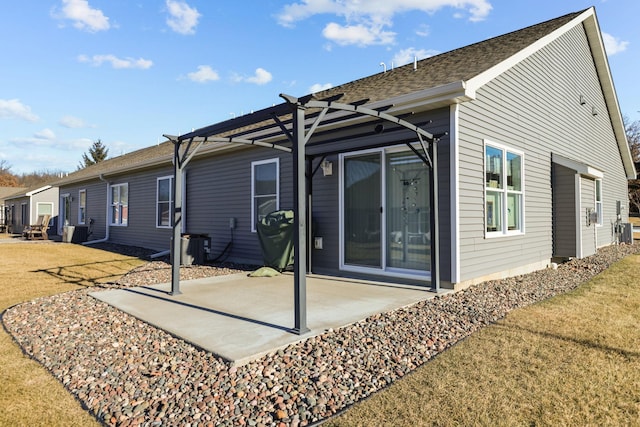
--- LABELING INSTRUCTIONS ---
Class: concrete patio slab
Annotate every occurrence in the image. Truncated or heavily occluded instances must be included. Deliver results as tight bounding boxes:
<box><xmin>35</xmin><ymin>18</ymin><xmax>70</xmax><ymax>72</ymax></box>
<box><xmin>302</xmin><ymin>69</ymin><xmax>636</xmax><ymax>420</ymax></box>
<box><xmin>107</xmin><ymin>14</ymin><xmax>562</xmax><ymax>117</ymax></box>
<box><xmin>90</xmin><ymin>273</ymin><xmax>438</xmax><ymax>366</ymax></box>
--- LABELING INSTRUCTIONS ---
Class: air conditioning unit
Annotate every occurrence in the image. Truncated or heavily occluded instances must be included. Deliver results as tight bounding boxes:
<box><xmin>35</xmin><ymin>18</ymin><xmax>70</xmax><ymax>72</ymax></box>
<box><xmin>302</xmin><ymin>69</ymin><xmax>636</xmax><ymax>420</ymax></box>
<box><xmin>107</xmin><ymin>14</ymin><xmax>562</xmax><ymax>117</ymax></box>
<box><xmin>620</xmin><ymin>223</ymin><xmax>633</xmax><ymax>244</ymax></box>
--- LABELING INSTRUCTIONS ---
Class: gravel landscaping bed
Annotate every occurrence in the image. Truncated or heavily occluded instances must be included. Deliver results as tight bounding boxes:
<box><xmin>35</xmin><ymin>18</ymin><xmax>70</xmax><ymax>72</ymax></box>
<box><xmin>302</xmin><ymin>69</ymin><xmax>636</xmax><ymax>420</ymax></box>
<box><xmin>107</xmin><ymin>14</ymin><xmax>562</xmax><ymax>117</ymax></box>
<box><xmin>3</xmin><ymin>243</ymin><xmax>638</xmax><ymax>426</ymax></box>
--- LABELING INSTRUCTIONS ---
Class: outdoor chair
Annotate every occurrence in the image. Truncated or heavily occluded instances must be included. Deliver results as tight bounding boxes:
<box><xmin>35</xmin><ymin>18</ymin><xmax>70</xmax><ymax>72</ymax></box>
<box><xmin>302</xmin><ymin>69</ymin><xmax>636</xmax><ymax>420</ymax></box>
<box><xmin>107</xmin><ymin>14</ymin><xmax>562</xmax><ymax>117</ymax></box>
<box><xmin>22</xmin><ymin>214</ymin><xmax>51</xmax><ymax>240</ymax></box>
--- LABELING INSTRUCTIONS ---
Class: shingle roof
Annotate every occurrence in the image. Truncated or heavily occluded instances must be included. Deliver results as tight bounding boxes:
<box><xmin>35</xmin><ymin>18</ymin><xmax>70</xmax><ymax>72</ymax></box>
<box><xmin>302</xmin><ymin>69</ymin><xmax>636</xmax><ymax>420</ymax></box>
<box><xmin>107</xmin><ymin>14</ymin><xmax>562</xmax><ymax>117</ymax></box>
<box><xmin>309</xmin><ymin>10</ymin><xmax>583</xmax><ymax>105</ymax></box>
<box><xmin>52</xmin><ymin>141</ymin><xmax>174</xmax><ymax>186</ymax></box>
<box><xmin>0</xmin><ymin>186</ymin><xmax>27</xmax><ymax>200</ymax></box>
<box><xmin>54</xmin><ymin>10</ymin><xmax>584</xmax><ymax>186</ymax></box>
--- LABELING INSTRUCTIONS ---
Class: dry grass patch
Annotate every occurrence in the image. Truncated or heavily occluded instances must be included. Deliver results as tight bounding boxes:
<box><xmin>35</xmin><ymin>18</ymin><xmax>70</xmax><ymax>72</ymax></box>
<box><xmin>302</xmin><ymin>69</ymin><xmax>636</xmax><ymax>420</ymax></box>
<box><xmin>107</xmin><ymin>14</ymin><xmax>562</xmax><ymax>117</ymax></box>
<box><xmin>0</xmin><ymin>242</ymin><xmax>146</xmax><ymax>427</ymax></box>
<box><xmin>328</xmin><ymin>255</ymin><xmax>640</xmax><ymax>426</ymax></box>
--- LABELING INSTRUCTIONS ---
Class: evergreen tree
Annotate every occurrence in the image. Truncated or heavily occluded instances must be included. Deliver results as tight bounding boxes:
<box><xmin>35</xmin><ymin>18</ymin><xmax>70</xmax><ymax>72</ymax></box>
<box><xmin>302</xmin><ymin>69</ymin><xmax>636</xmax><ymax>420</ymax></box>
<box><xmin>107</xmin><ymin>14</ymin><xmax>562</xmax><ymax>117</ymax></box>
<box><xmin>79</xmin><ymin>139</ymin><xmax>109</xmax><ymax>169</ymax></box>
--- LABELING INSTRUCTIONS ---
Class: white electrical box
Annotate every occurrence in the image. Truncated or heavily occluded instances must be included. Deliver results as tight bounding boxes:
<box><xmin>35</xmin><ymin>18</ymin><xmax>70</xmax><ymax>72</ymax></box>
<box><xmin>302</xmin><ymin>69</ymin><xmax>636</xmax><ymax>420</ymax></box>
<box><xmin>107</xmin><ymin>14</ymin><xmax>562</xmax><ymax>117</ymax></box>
<box><xmin>314</xmin><ymin>237</ymin><xmax>323</xmax><ymax>249</ymax></box>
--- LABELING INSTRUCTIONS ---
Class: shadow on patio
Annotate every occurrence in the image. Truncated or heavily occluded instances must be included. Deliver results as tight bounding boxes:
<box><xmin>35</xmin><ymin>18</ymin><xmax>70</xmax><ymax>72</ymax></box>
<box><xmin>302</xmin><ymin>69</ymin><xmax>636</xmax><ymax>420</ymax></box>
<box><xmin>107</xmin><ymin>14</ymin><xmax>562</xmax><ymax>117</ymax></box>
<box><xmin>91</xmin><ymin>273</ymin><xmax>439</xmax><ymax>366</ymax></box>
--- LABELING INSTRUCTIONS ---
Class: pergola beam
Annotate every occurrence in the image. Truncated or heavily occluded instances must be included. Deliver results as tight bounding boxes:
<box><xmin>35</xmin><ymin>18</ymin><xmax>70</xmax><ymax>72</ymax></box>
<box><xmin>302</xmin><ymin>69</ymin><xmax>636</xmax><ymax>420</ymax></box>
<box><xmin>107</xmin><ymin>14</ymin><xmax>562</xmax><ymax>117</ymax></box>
<box><xmin>164</xmin><ymin>92</ymin><xmax>439</xmax><ymax>334</ymax></box>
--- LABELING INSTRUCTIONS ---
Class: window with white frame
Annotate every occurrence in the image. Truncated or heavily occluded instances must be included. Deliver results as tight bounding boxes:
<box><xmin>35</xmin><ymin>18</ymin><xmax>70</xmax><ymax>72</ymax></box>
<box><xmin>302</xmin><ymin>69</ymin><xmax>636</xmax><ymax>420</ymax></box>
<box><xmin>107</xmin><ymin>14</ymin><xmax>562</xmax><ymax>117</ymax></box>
<box><xmin>110</xmin><ymin>183</ymin><xmax>128</xmax><ymax>226</ymax></box>
<box><xmin>37</xmin><ymin>202</ymin><xmax>53</xmax><ymax>219</ymax></box>
<box><xmin>484</xmin><ymin>141</ymin><xmax>524</xmax><ymax>236</ymax></box>
<box><xmin>595</xmin><ymin>178</ymin><xmax>603</xmax><ymax>226</ymax></box>
<box><xmin>78</xmin><ymin>190</ymin><xmax>86</xmax><ymax>224</ymax></box>
<box><xmin>156</xmin><ymin>176</ymin><xmax>173</xmax><ymax>228</ymax></box>
<box><xmin>251</xmin><ymin>158</ymin><xmax>279</xmax><ymax>232</ymax></box>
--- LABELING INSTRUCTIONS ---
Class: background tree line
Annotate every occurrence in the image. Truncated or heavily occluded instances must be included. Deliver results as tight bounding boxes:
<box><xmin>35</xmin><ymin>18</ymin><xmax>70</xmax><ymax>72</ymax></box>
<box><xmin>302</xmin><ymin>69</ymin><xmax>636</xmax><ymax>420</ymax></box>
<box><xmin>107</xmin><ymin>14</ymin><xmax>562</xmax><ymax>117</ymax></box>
<box><xmin>0</xmin><ymin>140</ymin><xmax>108</xmax><ymax>189</ymax></box>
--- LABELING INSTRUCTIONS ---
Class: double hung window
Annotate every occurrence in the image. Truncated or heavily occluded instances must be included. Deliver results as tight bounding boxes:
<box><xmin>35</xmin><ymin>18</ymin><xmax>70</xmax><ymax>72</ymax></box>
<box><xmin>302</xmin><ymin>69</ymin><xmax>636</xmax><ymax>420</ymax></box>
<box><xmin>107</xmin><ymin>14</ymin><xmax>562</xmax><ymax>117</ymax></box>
<box><xmin>110</xmin><ymin>183</ymin><xmax>128</xmax><ymax>226</ymax></box>
<box><xmin>78</xmin><ymin>190</ymin><xmax>86</xmax><ymax>224</ymax></box>
<box><xmin>595</xmin><ymin>179</ymin><xmax>603</xmax><ymax>226</ymax></box>
<box><xmin>157</xmin><ymin>176</ymin><xmax>173</xmax><ymax>228</ymax></box>
<box><xmin>251</xmin><ymin>159</ymin><xmax>279</xmax><ymax>232</ymax></box>
<box><xmin>485</xmin><ymin>141</ymin><xmax>524</xmax><ymax>236</ymax></box>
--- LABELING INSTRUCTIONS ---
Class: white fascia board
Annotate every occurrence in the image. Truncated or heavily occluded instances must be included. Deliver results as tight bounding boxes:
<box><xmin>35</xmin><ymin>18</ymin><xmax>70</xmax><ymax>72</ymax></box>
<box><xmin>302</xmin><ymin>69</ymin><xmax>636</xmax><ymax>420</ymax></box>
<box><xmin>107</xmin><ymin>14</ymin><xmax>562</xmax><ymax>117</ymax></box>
<box><xmin>382</xmin><ymin>80</ymin><xmax>475</xmax><ymax>114</ymax></box>
<box><xmin>25</xmin><ymin>185</ymin><xmax>52</xmax><ymax>196</ymax></box>
<box><xmin>466</xmin><ymin>8</ymin><xmax>596</xmax><ymax>95</ymax></box>
<box><xmin>582</xmin><ymin>12</ymin><xmax>636</xmax><ymax>180</ymax></box>
<box><xmin>553</xmin><ymin>154</ymin><xmax>604</xmax><ymax>179</ymax></box>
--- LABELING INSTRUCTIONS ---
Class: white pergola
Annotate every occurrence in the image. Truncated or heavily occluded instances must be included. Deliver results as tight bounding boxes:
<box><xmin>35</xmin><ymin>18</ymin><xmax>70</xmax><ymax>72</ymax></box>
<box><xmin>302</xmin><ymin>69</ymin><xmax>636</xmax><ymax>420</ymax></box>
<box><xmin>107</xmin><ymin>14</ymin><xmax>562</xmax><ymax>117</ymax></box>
<box><xmin>164</xmin><ymin>93</ymin><xmax>440</xmax><ymax>335</ymax></box>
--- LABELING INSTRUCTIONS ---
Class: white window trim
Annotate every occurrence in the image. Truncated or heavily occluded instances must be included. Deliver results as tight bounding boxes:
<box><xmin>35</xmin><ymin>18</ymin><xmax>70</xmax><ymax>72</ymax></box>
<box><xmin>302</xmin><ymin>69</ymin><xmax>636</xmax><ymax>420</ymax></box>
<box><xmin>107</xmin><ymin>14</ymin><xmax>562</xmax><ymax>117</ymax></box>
<box><xmin>109</xmin><ymin>183</ymin><xmax>128</xmax><ymax>226</ymax></box>
<box><xmin>484</xmin><ymin>140</ymin><xmax>525</xmax><ymax>238</ymax></box>
<box><xmin>36</xmin><ymin>202</ymin><xmax>54</xmax><ymax>220</ymax></box>
<box><xmin>78</xmin><ymin>189</ymin><xmax>86</xmax><ymax>225</ymax></box>
<box><xmin>156</xmin><ymin>176</ymin><xmax>174</xmax><ymax>229</ymax></box>
<box><xmin>595</xmin><ymin>178</ymin><xmax>603</xmax><ymax>227</ymax></box>
<box><xmin>251</xmin><ymin>158</ymin><xmax>280</xmax><ymax>232</ymax></box>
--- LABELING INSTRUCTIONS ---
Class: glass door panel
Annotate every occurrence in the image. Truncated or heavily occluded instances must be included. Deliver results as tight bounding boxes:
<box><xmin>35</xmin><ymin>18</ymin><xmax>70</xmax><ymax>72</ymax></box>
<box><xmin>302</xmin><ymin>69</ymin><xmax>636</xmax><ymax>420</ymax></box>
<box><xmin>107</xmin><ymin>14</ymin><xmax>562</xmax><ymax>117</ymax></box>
<box><xmin>344</xmin><ymin>153</ymin><xmax>381</xmax><ymax>267</ymax></box>
<box><xmin>386</xmin><ymin>151</ymin><xmax>430</xmax><ymax>271</ymax></box>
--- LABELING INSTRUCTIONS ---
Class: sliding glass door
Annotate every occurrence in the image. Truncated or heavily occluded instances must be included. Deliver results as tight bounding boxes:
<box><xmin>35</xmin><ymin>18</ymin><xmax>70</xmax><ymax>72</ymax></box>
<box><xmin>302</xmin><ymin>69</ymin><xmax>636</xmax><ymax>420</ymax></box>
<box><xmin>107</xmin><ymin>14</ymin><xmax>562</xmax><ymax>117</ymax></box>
<box><xmin>343</xmin><ymin>153</ymin><xmax>382</xmax><ymax>267</ymax></box>
<box><xmin>385</xmin><ymin>150</ymin><xmax>430</xmax><ymax>271</ymax></box>
<box><xmin>341</xmin><ymin>146</ymin><xmax>431</xmax><ymax>277</ymax></box>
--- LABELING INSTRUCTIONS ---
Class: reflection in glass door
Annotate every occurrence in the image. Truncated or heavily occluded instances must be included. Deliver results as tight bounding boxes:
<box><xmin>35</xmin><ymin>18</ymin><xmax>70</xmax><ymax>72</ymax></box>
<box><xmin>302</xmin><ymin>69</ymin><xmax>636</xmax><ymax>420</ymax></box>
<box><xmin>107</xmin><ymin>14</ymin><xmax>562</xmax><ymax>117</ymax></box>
<box><xmin>386</xmin><ymin>151</ymin><xmax>430</xmax><ymax>271</ymax></box>
<box><xmin>343</xmin><ymin>153</ymin><xmax>381</xmax><ymax>267</ymax></box>
<box><xmin>342</xmin><ymin>147</ymin><xmax>431</xmax><ymax>276</ymax></box>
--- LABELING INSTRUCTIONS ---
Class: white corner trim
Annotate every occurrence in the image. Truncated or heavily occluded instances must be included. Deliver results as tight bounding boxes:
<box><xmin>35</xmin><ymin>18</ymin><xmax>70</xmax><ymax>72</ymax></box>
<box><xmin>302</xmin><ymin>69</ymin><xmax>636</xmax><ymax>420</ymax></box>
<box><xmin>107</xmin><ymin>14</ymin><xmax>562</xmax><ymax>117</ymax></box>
<box><xmin>450</xmin><ymin>104</ymin><xmax>460</xmax><ymax>284</ymax></box>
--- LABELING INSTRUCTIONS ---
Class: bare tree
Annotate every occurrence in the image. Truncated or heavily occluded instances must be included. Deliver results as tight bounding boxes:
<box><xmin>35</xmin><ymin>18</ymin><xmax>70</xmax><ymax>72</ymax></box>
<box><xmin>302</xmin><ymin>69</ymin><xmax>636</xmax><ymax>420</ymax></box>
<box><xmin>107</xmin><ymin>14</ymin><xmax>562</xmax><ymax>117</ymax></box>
<box><xmin>625</xmin><ymin>116</ymin><xmax>640</xmax><ymax>214</ymax></box>
<box><xmin>0</xmin><ymin>160</ymin><xmax>19</xmax><ymax>187</ymax></box>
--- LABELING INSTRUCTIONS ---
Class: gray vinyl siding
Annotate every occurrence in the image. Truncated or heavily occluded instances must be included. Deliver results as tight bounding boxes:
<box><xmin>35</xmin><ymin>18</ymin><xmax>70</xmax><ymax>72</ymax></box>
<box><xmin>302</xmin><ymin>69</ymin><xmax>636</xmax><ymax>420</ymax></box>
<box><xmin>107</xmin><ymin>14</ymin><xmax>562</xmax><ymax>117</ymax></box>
<box><xmin>108</xmin><ymin>166</ymin><xmax>174</xmax><ymax>251</ymax></box>
<box><xmin>8</xmin><ymin>196</ymin><xmax>28</xmax><ymax>232</ymax></box>
<box><xmin>185</xmin><ymin>147</ymin><xmax>293</xmax><ymax>265</ymax></box>
<box><xmin>59</xmin><ymin>181</ymin><xmax>108</xmax><ymax>240</ymax></box>
<box><xmin>456</xmin><ymin>24</ymin><xmax>629</xmax><ymax>282</ymax></box>
<box><xmin>30</xmin><ymin>188</ymin><xmax>58</xmax><ymax>226</ymax></box>
<box><xmin>552</xmin><ymin>163</ymin><xmax>577</xmax><ymax>257</ymax></box>
<box><xmin>81</xmin><ymin>182</ymin><xmax>108</xmax><ymax>240</ymax></box>
<box><xmin>309</xmin><ymin>153</ymin><xmax>340</xmax><ymax>272</ymax></box>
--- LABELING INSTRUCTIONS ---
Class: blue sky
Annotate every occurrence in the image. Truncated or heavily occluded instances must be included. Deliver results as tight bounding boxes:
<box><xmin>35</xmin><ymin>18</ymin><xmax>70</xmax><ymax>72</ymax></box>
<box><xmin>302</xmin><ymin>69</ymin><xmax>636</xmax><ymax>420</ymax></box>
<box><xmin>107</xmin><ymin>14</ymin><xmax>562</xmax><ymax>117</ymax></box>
<box><xmin>1</xmin><ymin>0</ymin><xmax>638</xmax><ymax>175</ymax></box>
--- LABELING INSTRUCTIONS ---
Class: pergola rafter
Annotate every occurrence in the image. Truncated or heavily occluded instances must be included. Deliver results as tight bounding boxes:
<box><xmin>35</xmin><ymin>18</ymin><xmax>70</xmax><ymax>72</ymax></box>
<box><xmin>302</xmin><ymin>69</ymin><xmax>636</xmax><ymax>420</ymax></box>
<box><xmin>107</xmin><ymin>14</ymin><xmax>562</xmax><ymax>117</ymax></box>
<box><xmin>164</xmin><ymin>93</ymin><xmax>439</xmax><ymax>335</ymax></box>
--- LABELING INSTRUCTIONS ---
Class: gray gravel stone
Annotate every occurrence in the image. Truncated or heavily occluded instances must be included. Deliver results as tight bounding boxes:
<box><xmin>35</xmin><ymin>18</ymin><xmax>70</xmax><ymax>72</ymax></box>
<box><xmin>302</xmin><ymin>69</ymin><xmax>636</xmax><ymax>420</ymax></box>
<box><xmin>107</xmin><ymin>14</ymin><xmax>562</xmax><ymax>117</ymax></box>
<box><xmin>2</xmin><ymin>243</ymin><xmax>638</xmax><ymax>426</ymax></box>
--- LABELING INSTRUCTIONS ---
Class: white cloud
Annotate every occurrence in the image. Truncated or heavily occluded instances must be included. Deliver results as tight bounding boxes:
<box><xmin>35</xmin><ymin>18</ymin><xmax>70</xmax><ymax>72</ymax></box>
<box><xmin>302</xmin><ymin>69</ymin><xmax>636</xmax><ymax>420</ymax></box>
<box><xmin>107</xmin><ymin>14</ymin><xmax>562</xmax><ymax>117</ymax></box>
<box><xmin>78</xmin><ymin>54</ymin><xmax>153</xmax><ymax>69</ymax></box>
<box><xmin>59</xmin><ymin>115</ymin><xmax>88</xmax><ymax>128</ymax></box>
<box><xmin>415</xmin><ymin>24</ymin><xmax>430</xmax><ymax>37</ymax></box>
<box><xmin>0</xmin><ymin>99</ymin><xmax>39</xmax><ymax>122</ymax></box>
<box><xmin>34</xmin><ymin>128</ymin><xmax>56</xmax><ymax>140</ymax></box>
<box><xmin>277</xmin><ymin>0</ymin><xmax>492</xmax><ymax>46</ymax></box>
<box><xmin>392</xmin><ymin>47</ymin><xmax>439</xmax><ymax>66</ymax></box>
<box><xmin>187</xmin><ymin>65</ymin><xmax>220</xmax><ymax>83</ymax></box>
<box><xmin>166</xmin><ymin>0</ymin><xmax>201</xmax><ymax>35</ymax></box>
<box><xmin>234</xmin><ymin>68</ymin><xmax>273</xmax><ymax>85</ymax></box>
<box><xmin>56</xmin><ymin>0</ymin><xmax>110</xmax><ymax>32</ymax></box>
<box><xmin>602</xmin><ymin>32</ymin><xmax>629</xmax><ymax>55</ymax></box>
<box><xmin>9</xmin><ymin>135</ymin><xmax>91</xmax><ymax>150</ymax></box>
<box><xmin>323</xmin><ymin>22</ymin><xmax>395</xmax><ymax>46</ymax></box>
<box><xmin>309</xmin><ymin>83</ymin><xmax>333</xmax><ymax>93</ymax></box>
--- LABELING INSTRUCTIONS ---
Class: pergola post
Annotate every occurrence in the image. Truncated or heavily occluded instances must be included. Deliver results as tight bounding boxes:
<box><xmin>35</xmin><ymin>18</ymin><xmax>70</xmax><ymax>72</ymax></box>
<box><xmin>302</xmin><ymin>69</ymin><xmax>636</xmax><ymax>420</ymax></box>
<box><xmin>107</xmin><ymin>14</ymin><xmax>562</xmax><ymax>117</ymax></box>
<box><xmin>291</xmin><ymin>101</ymin><xmax>310</xmax><ymax>335</ymax></box>
<box><xmin>170</xmin><ymin>140</ymin><xmax>183</xmax><ymax>295</ymax></box>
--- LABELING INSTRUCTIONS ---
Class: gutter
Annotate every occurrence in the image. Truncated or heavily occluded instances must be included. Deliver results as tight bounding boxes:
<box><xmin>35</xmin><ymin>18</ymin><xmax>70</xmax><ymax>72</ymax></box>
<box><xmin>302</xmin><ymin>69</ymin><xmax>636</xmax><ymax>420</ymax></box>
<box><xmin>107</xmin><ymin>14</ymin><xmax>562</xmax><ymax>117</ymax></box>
<box><xmin>150</xmin><ymin>250</ymin><xmax>170</xmax><ymax>259</ymax></box>
<box><xmin>82</xmin><ymin>174</ymin><xmax>110</xmax><ymax>246</ymax></box>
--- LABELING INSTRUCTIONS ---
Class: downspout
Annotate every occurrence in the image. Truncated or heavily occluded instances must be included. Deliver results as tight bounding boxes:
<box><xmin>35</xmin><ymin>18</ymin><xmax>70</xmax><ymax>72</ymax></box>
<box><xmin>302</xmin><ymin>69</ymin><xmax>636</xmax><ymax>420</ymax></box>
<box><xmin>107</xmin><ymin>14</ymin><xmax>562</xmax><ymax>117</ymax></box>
<box><xmin>82</xmin><ymin>174</ymin><xmax>110</xmax><ymax>245</ymax></box>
